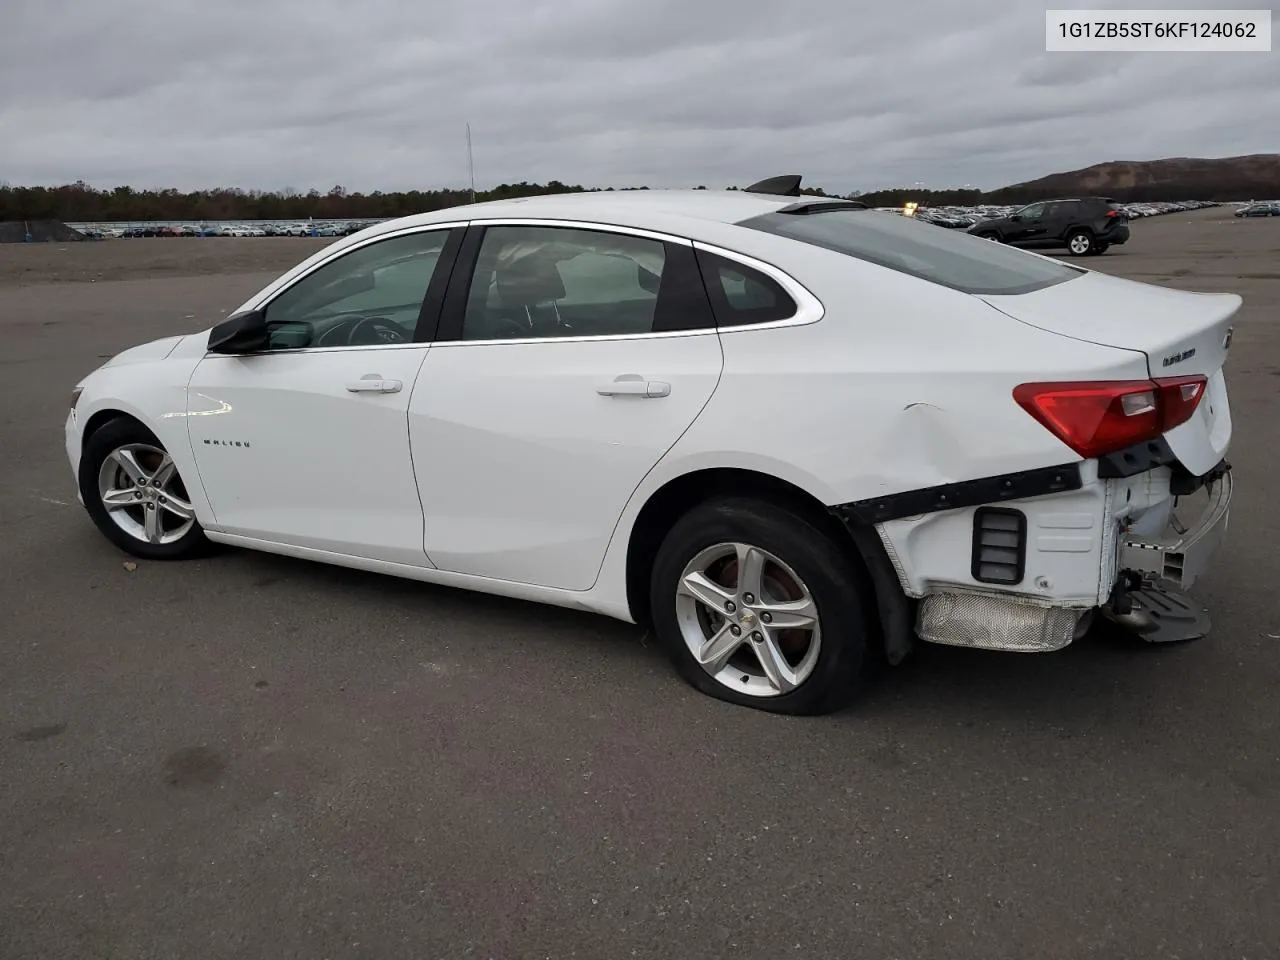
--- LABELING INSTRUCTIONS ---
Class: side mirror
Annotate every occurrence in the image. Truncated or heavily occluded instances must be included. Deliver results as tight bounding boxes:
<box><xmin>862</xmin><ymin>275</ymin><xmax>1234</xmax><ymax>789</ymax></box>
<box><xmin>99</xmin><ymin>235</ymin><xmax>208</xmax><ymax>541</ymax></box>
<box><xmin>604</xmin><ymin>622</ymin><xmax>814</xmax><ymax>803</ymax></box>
<box><xmin>1009</xmin><ymin>214</ymin><xmax>1023</xmax><ymax>222</ymax></box>
<box><xmin>208</xmin><ymin>308</ymin><xmax>269</xmax><ymax>354</ymax></box>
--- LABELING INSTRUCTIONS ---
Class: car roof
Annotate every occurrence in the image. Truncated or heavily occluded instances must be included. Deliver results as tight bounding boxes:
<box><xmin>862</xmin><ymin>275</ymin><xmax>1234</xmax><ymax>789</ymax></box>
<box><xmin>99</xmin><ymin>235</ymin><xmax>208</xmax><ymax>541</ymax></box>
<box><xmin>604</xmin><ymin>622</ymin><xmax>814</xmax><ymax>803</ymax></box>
<box><xmin>356</xmin><ymin>189</ymin><xmax>829</xmax><ymax>241</ymax></box>
<box><xmin>244</xmin><ymin>188</ymin><xmax>891</xmax><ymax>314</ymax></box>
<box><xmin>1024</xmin><ymin>197</ymin><xmax>1112</xmax><ymax>204</ymax></box>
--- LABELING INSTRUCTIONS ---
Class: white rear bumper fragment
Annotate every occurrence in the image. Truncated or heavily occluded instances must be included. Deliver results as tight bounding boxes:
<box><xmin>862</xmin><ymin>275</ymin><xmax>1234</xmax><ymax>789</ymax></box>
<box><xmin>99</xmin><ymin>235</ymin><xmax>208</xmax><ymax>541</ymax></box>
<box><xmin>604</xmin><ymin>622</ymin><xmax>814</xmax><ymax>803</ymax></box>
<box><xmin>1119</xmin><ymin>469</ymin><xmax>1232</xmax><ymax>591</ymax></box>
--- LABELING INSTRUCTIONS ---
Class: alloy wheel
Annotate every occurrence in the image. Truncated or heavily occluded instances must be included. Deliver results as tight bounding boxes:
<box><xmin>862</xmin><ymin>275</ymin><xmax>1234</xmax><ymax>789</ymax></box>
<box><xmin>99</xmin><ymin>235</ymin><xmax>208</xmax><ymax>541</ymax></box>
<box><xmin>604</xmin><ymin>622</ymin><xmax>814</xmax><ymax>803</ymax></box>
<box><xmin>675</xmin><ymin>542</ymin><xmax>822</xmax><ymax>697</ymax></box>
<box><xmin>96</xmin><ymin>443</ymin><xmax>196</xmax><ymax>545</ymax></box>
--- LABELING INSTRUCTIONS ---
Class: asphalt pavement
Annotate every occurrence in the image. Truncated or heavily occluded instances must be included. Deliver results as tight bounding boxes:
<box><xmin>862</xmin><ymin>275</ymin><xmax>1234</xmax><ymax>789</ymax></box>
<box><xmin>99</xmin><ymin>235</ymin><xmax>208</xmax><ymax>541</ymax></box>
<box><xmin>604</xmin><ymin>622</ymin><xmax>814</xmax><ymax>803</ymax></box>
<box><xmin>1</xmin><ymin>212</ymin><xmax>1277</xmax><ymax>959</ymax></box>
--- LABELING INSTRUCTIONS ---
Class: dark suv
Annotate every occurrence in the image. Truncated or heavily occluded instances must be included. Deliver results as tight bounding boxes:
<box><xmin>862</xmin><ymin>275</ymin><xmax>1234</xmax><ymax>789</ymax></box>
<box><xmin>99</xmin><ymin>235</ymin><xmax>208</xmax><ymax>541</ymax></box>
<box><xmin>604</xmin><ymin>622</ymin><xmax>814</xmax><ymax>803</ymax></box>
<box><xmin>967</xmin><ymin>197</ymin><xmax>1129</xmax><ymax>256</ymax></box>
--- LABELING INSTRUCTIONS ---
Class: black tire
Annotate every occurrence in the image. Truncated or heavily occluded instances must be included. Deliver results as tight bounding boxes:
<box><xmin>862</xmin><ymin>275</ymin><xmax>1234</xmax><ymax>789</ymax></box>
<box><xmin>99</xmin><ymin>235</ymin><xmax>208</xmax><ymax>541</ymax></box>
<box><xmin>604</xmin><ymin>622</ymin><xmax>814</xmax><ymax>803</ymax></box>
<box><xmin>974</xmin><ymin>231</ymin><xmax>1000</xmax><ymax>242</ymax></box>
<box><xmin>1065</xmin><ymin>229</ymin><xmax>1097</xmax><ymax>256</ymax></box>
<box><xmin>79</xmin><ymin>417</ymin><xmax>214</xmax><ymax>560</ymax></box>
<box><xmin>649</xmin><ymin>497</ymin><xmax>875</xmax><ymax>715</ymax></box>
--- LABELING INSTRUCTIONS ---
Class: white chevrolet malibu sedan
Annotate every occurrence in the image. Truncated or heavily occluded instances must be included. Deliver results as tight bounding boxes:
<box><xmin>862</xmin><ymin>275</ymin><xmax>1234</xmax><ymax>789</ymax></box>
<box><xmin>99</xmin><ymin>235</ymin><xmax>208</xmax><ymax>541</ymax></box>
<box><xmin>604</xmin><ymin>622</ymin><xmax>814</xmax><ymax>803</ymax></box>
<box><xmin>66</xmin><ymin>179</ymin><xmax>1236</xmax><ymax>714</ymax></box>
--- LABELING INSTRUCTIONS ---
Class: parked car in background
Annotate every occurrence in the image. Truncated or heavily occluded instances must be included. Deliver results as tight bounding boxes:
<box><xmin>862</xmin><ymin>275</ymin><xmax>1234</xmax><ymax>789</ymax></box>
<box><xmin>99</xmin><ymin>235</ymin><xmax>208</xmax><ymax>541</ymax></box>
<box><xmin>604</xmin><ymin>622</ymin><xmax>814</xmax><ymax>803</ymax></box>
<box><xmin>968</xmin><ymin>197</ymin><xmax>1129</xmax><ymax>255</ymax></box>
<box><xmin>66</xmin><ymin>180</ymin><xmax>1236</xmax><ymax>715</ymax></box>
<box><xmin>1235</xmin><ymin>202</ymin><xmax>1280</xmax><ymax>217</ymax></box>
<box><xmin>913</xmin><ymin>210</ymin><xmax>973</xmax><ymax>229</ymax></box>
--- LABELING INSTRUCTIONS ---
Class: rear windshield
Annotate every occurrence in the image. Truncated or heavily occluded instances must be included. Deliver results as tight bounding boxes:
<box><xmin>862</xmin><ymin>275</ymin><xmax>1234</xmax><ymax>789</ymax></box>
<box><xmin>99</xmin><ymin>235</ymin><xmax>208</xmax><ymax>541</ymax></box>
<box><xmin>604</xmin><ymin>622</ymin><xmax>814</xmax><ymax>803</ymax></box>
<box><xmin>738</xmin><ymin>210</ymin><xmax>1083</xmax><ymax>296</ymax></box>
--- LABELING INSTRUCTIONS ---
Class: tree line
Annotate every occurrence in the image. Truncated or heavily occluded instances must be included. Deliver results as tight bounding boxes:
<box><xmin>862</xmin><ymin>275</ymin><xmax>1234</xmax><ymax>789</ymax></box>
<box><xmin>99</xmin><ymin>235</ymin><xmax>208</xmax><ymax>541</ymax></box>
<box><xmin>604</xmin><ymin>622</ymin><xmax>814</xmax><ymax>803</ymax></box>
<box><xmin>0</xmin><ymin>176</ymin><xmax>1270</xmax><ymax>223</ymax></box>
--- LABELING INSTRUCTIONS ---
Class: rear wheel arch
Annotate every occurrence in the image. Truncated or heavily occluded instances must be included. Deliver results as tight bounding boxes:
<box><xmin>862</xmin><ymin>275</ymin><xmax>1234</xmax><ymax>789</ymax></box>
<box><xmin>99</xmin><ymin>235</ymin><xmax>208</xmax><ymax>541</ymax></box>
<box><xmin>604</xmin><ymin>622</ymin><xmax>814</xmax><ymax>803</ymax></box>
<box><xmin>623</xmin><ymin>467</ymin><xmax>914</xmax><ymax>663</ymax></box>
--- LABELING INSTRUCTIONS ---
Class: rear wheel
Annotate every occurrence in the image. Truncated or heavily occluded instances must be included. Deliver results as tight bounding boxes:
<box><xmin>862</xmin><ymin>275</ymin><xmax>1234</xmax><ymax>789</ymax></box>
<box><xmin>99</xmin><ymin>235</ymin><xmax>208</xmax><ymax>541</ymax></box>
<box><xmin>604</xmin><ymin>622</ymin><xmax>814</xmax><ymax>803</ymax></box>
<box><xmin>975</xmin><ymin>231</ymin><xmax>1000</xmax><ymax>241</ymax></box>
<box><xmin>1066</xmin><ymin>230</ymin><xmax>1097</xmax><ymax>256</ymax></box>
<box><xmin>649</xmin><ymin>497</ymin><xmax>874</xmax><ymax>715</ymax></box>
<box><xmin>79</xmin><ymin>418</ymin><xmax>213</xmax><ymax>560</ymax></box>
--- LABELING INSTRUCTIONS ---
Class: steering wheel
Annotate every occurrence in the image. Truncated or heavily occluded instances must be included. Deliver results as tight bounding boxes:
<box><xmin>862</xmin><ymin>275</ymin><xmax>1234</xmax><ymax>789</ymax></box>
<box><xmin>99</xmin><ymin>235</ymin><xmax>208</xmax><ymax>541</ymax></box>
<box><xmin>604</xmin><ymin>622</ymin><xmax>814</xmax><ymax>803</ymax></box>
<box><xmin>349</xmin><ymin>316</ymin><xmax>409</xmax><ymax>346</ymax></box>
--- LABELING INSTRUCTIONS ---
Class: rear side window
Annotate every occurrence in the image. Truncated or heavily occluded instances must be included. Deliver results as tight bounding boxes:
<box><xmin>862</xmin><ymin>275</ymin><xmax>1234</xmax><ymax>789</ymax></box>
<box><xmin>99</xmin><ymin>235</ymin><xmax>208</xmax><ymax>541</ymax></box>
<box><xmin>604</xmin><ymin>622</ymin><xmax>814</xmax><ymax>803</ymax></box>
<box><xmin>738</xmin><ymin>210</ymin><xmax>1083</xmax><ymax>296</ymax></box>
<box><xmin>695</xmin><ymin>250</ymin><xmax>797</xmax><ymax>327</ymax></box>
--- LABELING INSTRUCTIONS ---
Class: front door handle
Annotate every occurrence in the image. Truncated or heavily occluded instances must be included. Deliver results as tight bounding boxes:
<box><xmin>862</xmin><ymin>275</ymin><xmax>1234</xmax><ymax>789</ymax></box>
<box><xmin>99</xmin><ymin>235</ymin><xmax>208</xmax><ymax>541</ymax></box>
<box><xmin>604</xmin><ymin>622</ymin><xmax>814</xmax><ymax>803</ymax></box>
<box><xmin>596</xmin><ymin>375</ymin><xmax>671</xmax><ymax>398</ymax></box>
<box><xmin>346</xmin><ymin>375</ymin><xmax>402</xmax><ymax>394</ymax></box>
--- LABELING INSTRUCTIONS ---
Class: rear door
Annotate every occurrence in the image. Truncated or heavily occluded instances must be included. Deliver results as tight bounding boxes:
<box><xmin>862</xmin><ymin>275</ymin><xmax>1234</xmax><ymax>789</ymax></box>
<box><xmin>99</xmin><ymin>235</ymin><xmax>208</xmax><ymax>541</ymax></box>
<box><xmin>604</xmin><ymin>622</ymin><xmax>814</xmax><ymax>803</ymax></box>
<box><xmin>408</xmin><ymin>222</ymin><xmax>724</xmax><ymax>590</ymax></box>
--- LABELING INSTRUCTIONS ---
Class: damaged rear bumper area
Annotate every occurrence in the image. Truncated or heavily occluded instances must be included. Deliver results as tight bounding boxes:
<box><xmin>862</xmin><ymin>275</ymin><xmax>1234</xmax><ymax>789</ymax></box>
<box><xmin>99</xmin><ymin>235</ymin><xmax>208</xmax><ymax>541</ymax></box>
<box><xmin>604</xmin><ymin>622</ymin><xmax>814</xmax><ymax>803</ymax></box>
<box><xmin>1098</xmin><ymin>463</ymin><xmax>1232</xmax><ymax>644</ymax></box>
<box><xmin>838</xmin><ymin>459</ymin><xmax>1233</xmax><ymax>654</ymax></box>
<box><xmin>1117</xmin><ymin>461</ymin><xmax>1231</xmax><ymax>592</ymax></box>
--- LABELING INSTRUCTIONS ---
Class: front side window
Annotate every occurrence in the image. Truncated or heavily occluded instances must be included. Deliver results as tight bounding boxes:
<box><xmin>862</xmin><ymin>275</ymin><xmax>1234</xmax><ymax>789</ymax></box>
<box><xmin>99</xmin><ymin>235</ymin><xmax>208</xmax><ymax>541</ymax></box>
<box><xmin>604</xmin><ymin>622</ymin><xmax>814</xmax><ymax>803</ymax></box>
<box><xmin>263</xmin><ymin>230</ymin><xmax>448</xmax><ymax>348</ymax></box>
<box><xmin>460</xmin><ymin>226</ymin><xmax>670</xmax><ymax>340</ymax></box>
<box><xmin>738</xmin><ymin>209</ymin><xmax>1082</xmax><ymax>296</ymax></box>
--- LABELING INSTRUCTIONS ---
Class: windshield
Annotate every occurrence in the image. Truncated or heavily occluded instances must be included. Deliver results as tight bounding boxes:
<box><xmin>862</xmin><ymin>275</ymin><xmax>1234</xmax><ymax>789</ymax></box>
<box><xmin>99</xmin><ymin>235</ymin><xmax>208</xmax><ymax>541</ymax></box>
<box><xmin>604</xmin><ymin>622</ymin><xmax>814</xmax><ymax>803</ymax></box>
<box><xmin>738</xmin><ymin>210</ymin><xmax>1083</xmax><ymax>296</ymax></box>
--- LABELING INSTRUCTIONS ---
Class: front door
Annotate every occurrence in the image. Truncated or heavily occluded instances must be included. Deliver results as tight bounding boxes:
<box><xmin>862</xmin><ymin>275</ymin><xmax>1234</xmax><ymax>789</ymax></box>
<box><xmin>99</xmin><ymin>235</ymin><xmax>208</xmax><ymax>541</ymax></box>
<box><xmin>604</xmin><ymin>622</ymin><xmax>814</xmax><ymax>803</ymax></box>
<box><xmin>1007</xmin><ymin>202</ymin><xmax>1048</xmax><ymax>245</ymax></box>
<box><xmin>187</xmin><ymin>227</ymin><xmax>458</xmax><ymax>565</ymax></box>
<box><xmin>1035</xmin><ymin>201</ymin><xmax>1072</xmax><ymax>248</ymax></box>
<box><xmin>409</xmin><ymin>223</ymin><xmax>724</xmax><ymax>591</ymax></box>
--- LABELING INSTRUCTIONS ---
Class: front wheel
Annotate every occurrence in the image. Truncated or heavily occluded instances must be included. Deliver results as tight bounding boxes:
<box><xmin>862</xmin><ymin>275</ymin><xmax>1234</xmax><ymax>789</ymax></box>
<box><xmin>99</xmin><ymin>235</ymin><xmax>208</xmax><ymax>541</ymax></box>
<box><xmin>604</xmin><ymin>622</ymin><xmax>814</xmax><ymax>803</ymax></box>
<box><xmin>649</xmin><ymin>497</ymin><xmax>874</xmax><ymax>715</ymax></box>
<box><xmin>79</xmin><ymin>417</ymin><xmax>214</xmax><ymax>560</ymax></box>
<box><xmin>1066</xmin><ymin>230</ymin><xmax>1097</xmax><ymax>256</ymax></box>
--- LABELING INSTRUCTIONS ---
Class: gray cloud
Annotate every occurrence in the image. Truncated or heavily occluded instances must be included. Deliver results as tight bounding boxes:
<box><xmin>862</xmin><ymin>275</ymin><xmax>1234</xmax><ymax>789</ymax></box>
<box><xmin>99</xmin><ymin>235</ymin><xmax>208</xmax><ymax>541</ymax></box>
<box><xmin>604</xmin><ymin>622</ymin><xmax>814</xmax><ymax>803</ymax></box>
<box><xmin>2</xmin><ymin>0</ymin><xmax>1276</xmax><ymax>193</ymax></box>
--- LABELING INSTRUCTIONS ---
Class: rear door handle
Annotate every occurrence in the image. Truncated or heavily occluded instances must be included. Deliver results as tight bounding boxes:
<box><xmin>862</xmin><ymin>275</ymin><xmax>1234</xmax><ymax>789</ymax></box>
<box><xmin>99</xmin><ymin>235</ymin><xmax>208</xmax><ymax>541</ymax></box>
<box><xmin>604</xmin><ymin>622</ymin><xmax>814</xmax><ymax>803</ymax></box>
<box><xmin>346</xmin><ymin>376</ymin><xmax>402</xmax><ymax>394</ymax></box>
<box><xmin>596</xmin><ymin>375</ymin><xmax>671</xmax><ymax>398</ymax></box>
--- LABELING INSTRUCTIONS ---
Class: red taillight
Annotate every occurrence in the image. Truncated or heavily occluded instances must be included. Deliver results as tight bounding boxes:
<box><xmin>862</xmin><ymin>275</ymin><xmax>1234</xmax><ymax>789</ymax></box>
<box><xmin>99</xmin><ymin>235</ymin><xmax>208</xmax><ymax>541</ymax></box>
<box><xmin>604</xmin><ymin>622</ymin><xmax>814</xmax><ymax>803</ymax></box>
<box><xmin>1013</xmin><ymin>376</ymin><xmax>1206</xmax><ymax>459</ymax></box>
<box><xmin>1105</xmin><ymin>209</ymin><xmax>1119</xmax><ymax>218</ymax></box>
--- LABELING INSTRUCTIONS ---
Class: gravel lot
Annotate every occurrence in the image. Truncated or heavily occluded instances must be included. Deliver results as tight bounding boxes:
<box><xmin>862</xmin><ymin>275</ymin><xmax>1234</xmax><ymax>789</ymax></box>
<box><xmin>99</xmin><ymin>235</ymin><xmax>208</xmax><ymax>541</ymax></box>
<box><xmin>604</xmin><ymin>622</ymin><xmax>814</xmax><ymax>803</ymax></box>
<box><xmin>0</xmin><ymin>236</ymin><xmax>334</xmax><ymax>286</ymax></box>
<box><xmin>2</xmin><ymin>208</ymin><xmax>1278</xmax><ymax>959</ymax></box>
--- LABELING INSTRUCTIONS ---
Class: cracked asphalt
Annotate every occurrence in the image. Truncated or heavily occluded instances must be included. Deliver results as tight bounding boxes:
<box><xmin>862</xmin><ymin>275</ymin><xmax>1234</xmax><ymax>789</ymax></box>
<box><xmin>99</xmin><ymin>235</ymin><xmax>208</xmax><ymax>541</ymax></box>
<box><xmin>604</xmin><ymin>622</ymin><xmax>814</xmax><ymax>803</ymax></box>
<box><xmin>2</xmin><ymin>212</ymin><xmax>1277</xmax><ymax>959</ymax></box>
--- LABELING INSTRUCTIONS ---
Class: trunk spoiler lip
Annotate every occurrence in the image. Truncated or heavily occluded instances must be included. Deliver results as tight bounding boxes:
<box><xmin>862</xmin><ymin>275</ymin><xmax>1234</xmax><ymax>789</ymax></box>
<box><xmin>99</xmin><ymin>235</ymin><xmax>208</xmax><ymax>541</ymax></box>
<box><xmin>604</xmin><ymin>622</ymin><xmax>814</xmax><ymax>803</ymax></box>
<box><xmin>974</xmin><ymin>280</ymin><xmax>1242</xmax><ymax>360</ymax></box>
<box><xmin>975</xmin><ymin>270</ymin><xmax>1243</xmax><ymax>313</ymax></box>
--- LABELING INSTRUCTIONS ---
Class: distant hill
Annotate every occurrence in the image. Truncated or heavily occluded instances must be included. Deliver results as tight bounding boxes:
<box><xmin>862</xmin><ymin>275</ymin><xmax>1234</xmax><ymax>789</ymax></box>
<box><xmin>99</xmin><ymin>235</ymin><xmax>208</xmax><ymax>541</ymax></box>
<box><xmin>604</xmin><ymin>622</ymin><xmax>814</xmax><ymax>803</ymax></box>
<box><xmin>986</xmin><ymin>154</ymin><xmax>1280</xmax><ymax>203</ymax></box>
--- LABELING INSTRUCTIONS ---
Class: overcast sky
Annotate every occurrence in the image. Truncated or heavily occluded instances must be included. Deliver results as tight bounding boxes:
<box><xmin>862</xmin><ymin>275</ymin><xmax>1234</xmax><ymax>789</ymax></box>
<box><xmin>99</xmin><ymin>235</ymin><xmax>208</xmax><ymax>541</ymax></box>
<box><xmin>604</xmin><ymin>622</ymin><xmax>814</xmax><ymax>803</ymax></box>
<box><xmin>2</xmin><ymin>0</ymin><xmax>1276</xmax><ymax>194</ymax></box>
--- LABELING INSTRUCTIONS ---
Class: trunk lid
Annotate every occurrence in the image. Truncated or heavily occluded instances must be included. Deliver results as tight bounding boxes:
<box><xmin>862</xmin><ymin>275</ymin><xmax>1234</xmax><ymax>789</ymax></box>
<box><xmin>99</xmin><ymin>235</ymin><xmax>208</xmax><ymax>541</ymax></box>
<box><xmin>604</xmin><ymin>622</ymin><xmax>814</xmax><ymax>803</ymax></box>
<box><xmin>979</xmin><ymin>270</ymin><xmax>1238</xmax><ymax>475</ymax></box>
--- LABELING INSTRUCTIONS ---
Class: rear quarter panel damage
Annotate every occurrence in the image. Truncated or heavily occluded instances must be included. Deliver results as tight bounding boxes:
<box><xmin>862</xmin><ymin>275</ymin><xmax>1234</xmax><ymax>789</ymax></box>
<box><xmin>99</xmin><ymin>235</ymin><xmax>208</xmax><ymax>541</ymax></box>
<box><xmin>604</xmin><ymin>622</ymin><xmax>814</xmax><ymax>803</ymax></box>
<box><xmin>598</xmin><ymin>252</ymin><xmax>1156</xmax><ymax>614</ymax></box>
